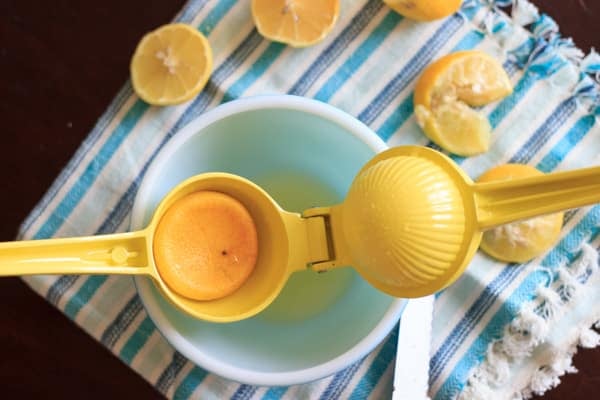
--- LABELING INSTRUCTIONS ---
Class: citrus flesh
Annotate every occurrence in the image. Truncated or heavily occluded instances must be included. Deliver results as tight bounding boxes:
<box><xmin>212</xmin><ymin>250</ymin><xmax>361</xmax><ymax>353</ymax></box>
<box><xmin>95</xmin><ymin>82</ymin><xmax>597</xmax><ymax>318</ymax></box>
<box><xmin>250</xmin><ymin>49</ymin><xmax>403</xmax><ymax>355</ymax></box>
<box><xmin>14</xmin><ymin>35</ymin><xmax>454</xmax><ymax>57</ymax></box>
<box><xmin>130</xmin><ymin>23</ymin><xmax>213</xmax><ymax>105</ymax></box>
<box><xmin>252</xmin><ymin>0</ymin><xmax>340</xmax><ymax>47</ymax></box>
<box><xmin>153</xmin><ymin>191</ymin><xmax>258</xmax><ymax>301</ymax></box>
<box><xmin>477</xmin><ymin>164</ymin><xmax>564</xmax><ymax>263</ymax></box>
<box><xmin>414</xmin><ymin>51</ymin><xmax>512</xmax><ymax>156</ymax></box>
<box><xmin>384</xmin><ymin>0</ymin><xmax>462</xmax><ymax>21</ymax></box>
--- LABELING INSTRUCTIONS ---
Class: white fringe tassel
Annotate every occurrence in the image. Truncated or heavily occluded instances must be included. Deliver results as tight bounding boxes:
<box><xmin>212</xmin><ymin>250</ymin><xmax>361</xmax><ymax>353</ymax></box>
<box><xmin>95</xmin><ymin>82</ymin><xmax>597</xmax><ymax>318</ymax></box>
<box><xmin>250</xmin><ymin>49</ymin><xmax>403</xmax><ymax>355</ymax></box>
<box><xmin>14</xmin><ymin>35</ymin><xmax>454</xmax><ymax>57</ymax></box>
<box><xmin>458</xmin><ymin>243</ymin><xmax>600</xmax><ymax>400</ymax></box>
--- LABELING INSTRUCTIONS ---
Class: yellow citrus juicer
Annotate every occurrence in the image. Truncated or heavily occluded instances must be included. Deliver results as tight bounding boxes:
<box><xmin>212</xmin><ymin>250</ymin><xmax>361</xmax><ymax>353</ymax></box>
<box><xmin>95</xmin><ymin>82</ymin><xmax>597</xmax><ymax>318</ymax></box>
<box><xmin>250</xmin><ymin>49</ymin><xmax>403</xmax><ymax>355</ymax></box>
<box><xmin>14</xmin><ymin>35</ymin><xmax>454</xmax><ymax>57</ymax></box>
<box><xmin>1</xmin><ymin>145</ymin><xmax>599</xmax><ymax>322</ymax></box>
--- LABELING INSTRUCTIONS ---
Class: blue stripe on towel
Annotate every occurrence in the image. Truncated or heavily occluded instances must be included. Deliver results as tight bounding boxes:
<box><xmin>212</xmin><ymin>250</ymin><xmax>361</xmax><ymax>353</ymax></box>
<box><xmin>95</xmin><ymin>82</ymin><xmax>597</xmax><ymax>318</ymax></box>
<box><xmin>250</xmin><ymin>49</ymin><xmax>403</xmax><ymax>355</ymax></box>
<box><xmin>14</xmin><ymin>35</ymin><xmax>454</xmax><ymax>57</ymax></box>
<box><xmin>156</xmin><ymin>351</ymin><xmax>188</xmax><ymax>393</ymax></box>
<box><xmin>221</xmin><ymin>42</ymin><xmax>287</xmax><ymax>103</ymax></box>
<box><xmin>101</xmin><ymin>294</ymin><xmax>143</xmax><ymax>348</ymax></box>
<box><xmin>508</xmin><ymin>98</ymin><xmax>577</xmax><ymax>163</ymax></box>
<box><xmin>261</xmin><ymin>386</ymin><xmax>288</xmax><ymax>400</ymax></box>
<box><xmin>319</xmin><ymin>363</ymin><xmax>363</xmax><ymax>400</ymax></box>
<box><xmin>314</xmin><ymin>12</ymin><xmax>402</xmax><ymax>102</ymax></box>
<box><xmin>537</xmin><ymin>115</ymin><xmax>597</xmax><ymax>171</ymax></box>
<box><xmin>231</xmin><ymin>385</ymin><xmax>258</xmax><ymax>400</ymax></box>
<box><xmin>289</xmin><ymin>0</ymin><xmax>384</xmax><ymax>96</ymax></box>
<box><xmin>349</xmin><ymin>325</ymin><xmax>399</xmax><ymax>399</ymax></box>
<box><xmin>358</xmin><ymin>15</ymin><xmax>464</xmax><ymax>126</ymax></box>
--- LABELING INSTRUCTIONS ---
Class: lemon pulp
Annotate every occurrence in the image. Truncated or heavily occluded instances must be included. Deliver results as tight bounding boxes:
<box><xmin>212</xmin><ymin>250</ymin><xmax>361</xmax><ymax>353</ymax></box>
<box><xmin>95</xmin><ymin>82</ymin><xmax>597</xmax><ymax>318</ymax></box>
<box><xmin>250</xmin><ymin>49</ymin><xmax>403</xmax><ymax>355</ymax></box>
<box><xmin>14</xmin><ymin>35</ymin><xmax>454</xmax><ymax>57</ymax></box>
<box><xmin>414</xmin><ymin>51</ymin><xmax>512</xmax><ymax>156</ymax></box>
<box><xmin>252</xmin><ymin>0</ymin><xmax>340</xmax><ymax>47</ymax></box>
<box><xmin>130</xmin><ymin>23</ymin><xmax>213</xmax><ymax>105</ymax></box>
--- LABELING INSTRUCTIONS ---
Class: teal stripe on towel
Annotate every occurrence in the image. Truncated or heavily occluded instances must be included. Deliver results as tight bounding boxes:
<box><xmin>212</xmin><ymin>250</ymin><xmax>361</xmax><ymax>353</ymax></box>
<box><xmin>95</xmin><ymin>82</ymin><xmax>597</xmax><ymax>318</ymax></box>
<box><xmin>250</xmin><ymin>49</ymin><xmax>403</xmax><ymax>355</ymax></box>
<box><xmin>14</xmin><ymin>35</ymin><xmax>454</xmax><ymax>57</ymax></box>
<box><xmin>349</xmin><ymin>326</ymin><xmax>398</xmax><ymax>399</ymax></box>
<box><xmin>537</xmin><ymin>115</ymin><xmax>596</xmax><ymax>171</ymax></box>
<box><xmin>314</xmin><ymin>12</ymin><xmax>402</xmax><ymax>102</ymax></box>
<box><xmin>221</xmin><ymin>42</ymin><xmax>287</xmax><ymax>103</ymax></box>
<box><xmin>120</xmin><ymin>316</ymin><xmax>156</xmax><ymax>364</ymax></box>
<box><xmin>173</xmin><ymin>367</ymin><xmax>209</xmax><ymax>400</ymax></box>
<box><xmin>63</xmin><ymin>276</ymin><xmax>109</xmax><ymax>319</ymax></box>
<box><xmin>198</xmin><ymin>0</ymin><xmax>236</xmax><ymax>35</ymax></box>
<box><xmin>261</xmin><ymin>386</ymin><xmax>288</xmax><ymax>400</ymax></box>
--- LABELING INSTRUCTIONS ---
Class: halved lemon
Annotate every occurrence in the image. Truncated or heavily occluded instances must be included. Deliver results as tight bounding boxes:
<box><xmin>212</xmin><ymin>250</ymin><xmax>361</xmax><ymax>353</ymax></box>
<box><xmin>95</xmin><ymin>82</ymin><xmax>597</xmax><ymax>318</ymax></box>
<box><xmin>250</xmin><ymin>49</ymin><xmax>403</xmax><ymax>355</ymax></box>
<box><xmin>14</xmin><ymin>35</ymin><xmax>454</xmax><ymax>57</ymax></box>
<box><xmin>153</xmin><ymin>191</ymin><xmax>258</xmax><ymax>301</ymax></box>
<box><xmin>477</xmin><ymin>164</ymin><xmax>564</xmax><ymax>263</ymax></box>
<box><xmin>414</xmin><ymin>51</ymin><xmax>512</xmax><ymax>156</ymax></box>
<box><xmin>251</xmin><ymin>0</ymin><xmax>340</xmax><ymax>47</ymax></box>
<box><xmin>130</xmin><ymin>23</ymin><xmax>213</xmax><ymax>106</ymax></box>
<box><xmin>384</xmin><ymin>0</ymin><xmax>462</xmax><ymax>21</ymax></box>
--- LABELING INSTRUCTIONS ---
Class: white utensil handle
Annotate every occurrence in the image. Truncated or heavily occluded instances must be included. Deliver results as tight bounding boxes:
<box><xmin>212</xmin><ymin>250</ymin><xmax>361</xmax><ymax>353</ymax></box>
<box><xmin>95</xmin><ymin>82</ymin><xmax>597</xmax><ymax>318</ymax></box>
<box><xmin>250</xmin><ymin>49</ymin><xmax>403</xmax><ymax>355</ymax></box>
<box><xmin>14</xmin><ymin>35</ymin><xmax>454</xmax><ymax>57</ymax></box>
<box><xmin>393</xmin><ymin>295</ymin><xmax>434</xmax><ymax>400</ymax></box>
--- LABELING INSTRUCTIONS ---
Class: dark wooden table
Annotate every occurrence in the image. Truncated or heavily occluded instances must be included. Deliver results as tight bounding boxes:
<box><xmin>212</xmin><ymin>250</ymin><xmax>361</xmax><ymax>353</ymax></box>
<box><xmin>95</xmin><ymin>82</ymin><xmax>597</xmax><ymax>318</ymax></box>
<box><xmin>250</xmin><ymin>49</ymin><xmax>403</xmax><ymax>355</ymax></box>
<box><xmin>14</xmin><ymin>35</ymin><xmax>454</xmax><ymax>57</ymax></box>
<box><xmin>0</xmin><ymin>1</ymin><xmax>598</xmax><ymax>398</ymax></box>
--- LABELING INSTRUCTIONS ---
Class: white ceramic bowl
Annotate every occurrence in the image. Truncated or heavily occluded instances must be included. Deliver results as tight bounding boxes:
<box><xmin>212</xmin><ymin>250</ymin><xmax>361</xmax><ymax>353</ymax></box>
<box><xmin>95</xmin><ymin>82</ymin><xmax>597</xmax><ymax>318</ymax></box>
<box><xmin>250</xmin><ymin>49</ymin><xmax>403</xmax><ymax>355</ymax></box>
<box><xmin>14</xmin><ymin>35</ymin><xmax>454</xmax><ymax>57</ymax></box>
<box><xmin>130</xmin><ymin>95</ymin><xmax>406</xmax><ymax>386</ymax></box>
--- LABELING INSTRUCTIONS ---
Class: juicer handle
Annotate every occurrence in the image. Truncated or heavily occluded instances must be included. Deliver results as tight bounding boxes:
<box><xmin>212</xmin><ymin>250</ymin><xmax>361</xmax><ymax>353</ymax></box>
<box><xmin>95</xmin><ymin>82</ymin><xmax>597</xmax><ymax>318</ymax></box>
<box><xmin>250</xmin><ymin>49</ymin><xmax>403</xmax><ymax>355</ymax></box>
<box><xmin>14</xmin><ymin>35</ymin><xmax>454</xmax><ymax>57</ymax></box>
<box><xmin>0</xmin><ymin>231</ymin><xmax>152</xmax><ymax>277</ymax></box>
<box><xmin>474</xmin><ymin>165</ymin><xmax>600</xmax><ymax>230</ymax></box>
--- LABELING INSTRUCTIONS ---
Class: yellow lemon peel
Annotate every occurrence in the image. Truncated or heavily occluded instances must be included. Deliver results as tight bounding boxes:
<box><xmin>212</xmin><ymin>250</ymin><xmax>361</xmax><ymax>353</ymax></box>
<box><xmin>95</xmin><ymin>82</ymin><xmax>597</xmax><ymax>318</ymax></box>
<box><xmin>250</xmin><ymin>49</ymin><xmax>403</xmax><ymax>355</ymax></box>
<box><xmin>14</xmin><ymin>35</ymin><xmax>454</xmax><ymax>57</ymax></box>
<box><xmin>477</xmin><ymin>164</ymin><xmax>564</xmax><ymax>263</ymax></box>
<box><xmin>384</xmin><ymin>0</ymin><xmax>462</xmax><ymax>21</ymax></box>
<box><xmin>414</xmin><ymin>51</ymin><xmax>512</xmax><ymax>156</ymax></box>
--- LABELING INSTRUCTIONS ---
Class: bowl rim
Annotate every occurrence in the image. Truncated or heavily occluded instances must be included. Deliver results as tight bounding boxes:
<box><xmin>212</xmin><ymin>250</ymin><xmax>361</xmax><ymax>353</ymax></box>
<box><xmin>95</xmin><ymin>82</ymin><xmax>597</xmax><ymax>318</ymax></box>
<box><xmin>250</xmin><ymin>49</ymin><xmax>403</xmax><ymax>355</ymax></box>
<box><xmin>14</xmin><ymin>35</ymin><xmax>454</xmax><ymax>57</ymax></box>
<box><xmin>130</xmin><ymin>94</ymin><xmax>406</xmax><ymax>386</ymax></box>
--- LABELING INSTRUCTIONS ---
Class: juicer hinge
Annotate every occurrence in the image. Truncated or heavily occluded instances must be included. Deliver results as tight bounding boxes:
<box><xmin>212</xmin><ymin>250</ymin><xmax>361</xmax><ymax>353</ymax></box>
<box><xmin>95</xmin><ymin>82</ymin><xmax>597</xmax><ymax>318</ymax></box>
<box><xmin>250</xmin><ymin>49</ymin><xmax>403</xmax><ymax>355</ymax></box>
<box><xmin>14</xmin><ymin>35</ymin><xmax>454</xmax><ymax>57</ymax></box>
<box><xmin>303</xmin><ymin>207</ymin><xmax>339</xmax><ymax>272</ymax></box>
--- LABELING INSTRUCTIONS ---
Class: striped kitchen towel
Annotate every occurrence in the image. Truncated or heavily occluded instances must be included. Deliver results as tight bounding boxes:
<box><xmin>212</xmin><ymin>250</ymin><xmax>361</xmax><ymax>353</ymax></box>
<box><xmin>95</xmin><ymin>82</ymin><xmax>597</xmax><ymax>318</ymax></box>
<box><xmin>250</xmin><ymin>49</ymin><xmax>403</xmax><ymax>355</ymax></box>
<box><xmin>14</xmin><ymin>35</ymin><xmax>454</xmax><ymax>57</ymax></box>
<box><xmin>19</xmin><ymin>0</ymin><xmax>600</xmax><ymax>398</ymax></box>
